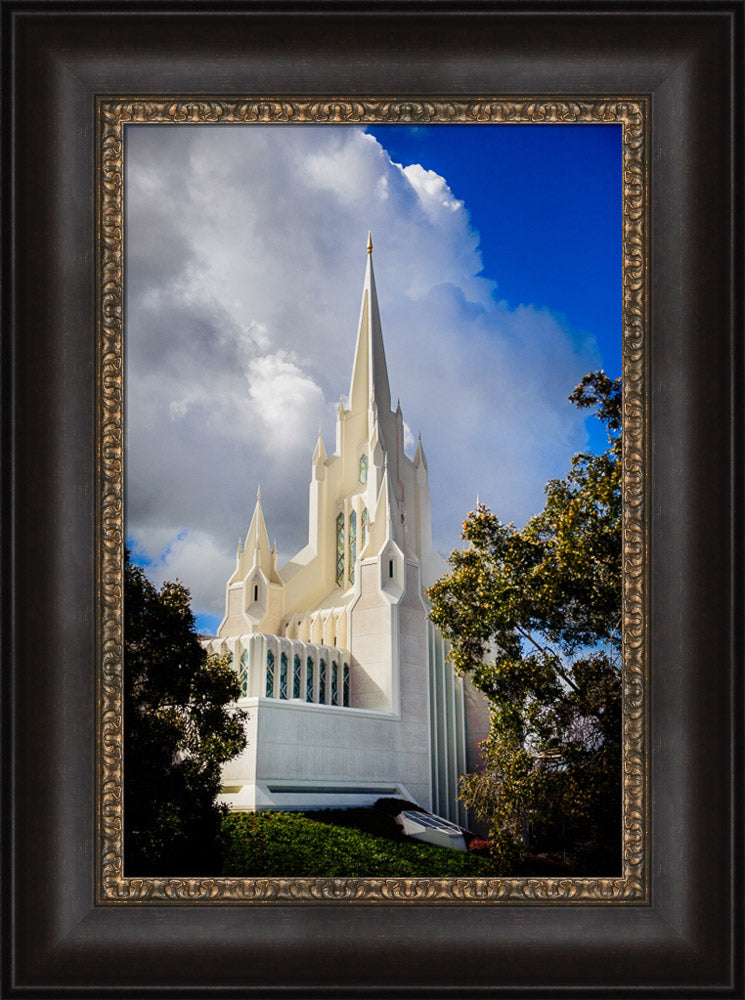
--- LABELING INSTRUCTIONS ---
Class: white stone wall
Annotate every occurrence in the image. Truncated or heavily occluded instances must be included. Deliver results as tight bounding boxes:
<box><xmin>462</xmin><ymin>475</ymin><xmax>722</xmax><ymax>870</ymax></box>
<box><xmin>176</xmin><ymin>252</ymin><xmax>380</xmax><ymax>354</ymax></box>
<box><xmin>427</xmin><ymin>622</ymin><xmax>468</xmax><ymax>826</ymax></box>
<box><xmin>394</xmin><ymin>560</ymin><xmax>434</xmax><ymax>811</ymax></box>
<box><xmin>216</xmin><ymin>697</ymin><xmax>424</xmax><ymax>813</ymax></box>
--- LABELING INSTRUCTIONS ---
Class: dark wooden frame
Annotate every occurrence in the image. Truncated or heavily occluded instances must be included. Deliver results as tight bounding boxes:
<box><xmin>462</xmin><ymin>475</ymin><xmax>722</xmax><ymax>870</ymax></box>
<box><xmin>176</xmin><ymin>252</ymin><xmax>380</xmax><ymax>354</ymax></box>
<box><xmin>2</xmin><ymin>2</ymin><xmax>742</xmax><ymax>995</ymax></box>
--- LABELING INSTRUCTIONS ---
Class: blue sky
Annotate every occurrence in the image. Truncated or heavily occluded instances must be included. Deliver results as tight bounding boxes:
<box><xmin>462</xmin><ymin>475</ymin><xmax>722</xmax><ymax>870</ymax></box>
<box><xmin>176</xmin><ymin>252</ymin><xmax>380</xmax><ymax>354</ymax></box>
<box><xmin>366</xmin><ymin>124</ymin><xmax>622</xmax><ymax>384</ymax></box>
<box><xmin>125</xmin><ymin>122</ymin><xmax>622</xmax><ymax>633</ymax></box>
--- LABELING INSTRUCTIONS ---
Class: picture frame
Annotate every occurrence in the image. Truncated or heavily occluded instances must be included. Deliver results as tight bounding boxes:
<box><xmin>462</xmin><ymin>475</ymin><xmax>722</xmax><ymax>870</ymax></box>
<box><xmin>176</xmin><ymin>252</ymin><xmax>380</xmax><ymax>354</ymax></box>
<box><xmin>3</xmin><ymin>1</ymin><xmax>741</xmax><ymax>994</ymax></box>
<box><xmin>105</xmin><ymin>98</ymin><xmax>642</xmax><ymax>902</ymax></box>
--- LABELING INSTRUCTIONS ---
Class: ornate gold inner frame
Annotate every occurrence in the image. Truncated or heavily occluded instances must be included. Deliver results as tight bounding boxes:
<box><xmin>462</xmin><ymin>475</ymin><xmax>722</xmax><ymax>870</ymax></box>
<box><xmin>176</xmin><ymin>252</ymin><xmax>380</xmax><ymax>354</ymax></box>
<box><xmin>97</xmin><ymin>97</ymin><xmax>648</xmax><ymax>904</ymax></box>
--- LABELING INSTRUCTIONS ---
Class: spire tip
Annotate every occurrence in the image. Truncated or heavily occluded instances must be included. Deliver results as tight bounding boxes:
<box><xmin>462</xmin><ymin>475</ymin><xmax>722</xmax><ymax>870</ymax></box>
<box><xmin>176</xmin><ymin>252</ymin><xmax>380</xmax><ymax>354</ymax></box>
<box><xmin>367</xmin><ymin>231</ymin><xmax>373</xmax><ymax>255</ymax></box>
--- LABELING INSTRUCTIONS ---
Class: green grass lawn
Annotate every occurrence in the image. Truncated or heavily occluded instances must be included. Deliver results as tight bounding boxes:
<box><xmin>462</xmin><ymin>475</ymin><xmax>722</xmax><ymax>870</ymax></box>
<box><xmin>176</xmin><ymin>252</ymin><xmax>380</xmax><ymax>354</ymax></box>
<box><xmin>220</xmin><ymin>810</ymin><xmax>497</xmax><ymax>878</ymax></box>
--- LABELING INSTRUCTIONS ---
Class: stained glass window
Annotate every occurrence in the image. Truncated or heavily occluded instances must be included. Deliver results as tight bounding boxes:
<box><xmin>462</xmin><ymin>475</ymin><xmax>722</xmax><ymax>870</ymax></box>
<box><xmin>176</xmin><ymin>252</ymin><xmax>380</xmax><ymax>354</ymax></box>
<box><xmin>331</xmin><ymin>661</ymin><xmax>339</xmax><ymax>706</ymax></box>
<box><xmin>238</xmin><ymin>649</ymin><xmax>249</xmax><ymax>697</ymax></box>
<box><xmin>335</xmin><ymin>512</ymin><xmax>344</xmax><ymax>587</ymax></box>
<box><xmin>265</xmin><ymin>650</ymin><xmax>275</xmax><ymax>698</ymax></box>
<box><xmin>348</xmin><ymin>510</ymin><xmax>357</xmax><ymax>584</ymax></box>
<box><xmin>279</xmin><ymin>652</ymin><xmax>288</xmax><ymax>699</ymax></box>
<box><xmin>306</xmin><ymin>657</ymin><xmax>314</xmax><ymax>702</ymax></box>
<box><xmin>319</xmin><ymin>658</ymin><xmax>327</xmax><ymax>704</ymax></box>
<box><xmin>361</xmin><ymin>507</ymin><xmax>368</xmax><ymax>548</ymax></box>
<box><xmin>359</xmin><ymin>454</ymin><xmax>368</xmax><ymax>483</ymax></box>
<box><xmin>343</xmin><ymin>663</ymin><xmax>350</xmax><ymax>707</ymax></box>
<box><xmin>293</xmin><ymin>654</ymin><xmax>301</xmax><ymax>699</ymax></box>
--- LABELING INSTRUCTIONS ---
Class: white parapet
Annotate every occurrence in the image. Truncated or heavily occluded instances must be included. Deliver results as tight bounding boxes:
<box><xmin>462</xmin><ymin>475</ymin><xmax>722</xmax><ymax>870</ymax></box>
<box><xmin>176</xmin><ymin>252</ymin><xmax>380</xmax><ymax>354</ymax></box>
<box><xmin>203</xmin><ymin>632</ymin><xmax>353</xmax><ymax>708</ymax></box>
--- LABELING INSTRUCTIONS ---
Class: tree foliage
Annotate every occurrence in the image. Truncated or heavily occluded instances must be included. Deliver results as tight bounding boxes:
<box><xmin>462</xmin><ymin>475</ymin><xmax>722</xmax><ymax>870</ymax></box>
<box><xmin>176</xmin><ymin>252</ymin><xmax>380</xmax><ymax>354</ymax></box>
<box><xmin>124</xmin><ymin>552</ymin><xmax>247</xmax><ymax>875</ymax></box>
<box><xmin>428</xmin><ymin>372</ymin><xmax>622</xmax><ymax>874</ymax></box>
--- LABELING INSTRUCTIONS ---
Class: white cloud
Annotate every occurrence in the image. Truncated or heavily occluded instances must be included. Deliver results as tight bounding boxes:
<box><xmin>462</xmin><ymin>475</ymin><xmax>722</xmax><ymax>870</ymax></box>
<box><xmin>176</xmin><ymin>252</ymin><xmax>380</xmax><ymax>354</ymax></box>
<box><xmin>246</xmin><ymin>353</ymin><xmax>326</xmax><ymax>450</ymax></box>
<box><xmin>124</xmin><ymin>124</ymin><xmax>600</xmax><ymax>614</ymax></box>
<box><xmin>401</xmin><ymin>163</ymin><xmax>464</xmax><ymax>214</ymax></box>
<box><xmin>131</xmin><ymin>530</ymin><xmax>234</xmax><ymax>618</ymax></box>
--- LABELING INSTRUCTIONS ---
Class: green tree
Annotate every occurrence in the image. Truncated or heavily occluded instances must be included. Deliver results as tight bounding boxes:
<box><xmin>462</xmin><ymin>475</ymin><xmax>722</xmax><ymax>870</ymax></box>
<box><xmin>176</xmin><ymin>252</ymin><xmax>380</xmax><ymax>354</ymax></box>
<box><xmin>124</xmin><ymin>551</ymin><xmax>247</xmax><ymax>875</ymax></box>
<box><xmin>428</xmin><ymin>372</ymin><xmax>622</xmax><ymax>874</ymax></box>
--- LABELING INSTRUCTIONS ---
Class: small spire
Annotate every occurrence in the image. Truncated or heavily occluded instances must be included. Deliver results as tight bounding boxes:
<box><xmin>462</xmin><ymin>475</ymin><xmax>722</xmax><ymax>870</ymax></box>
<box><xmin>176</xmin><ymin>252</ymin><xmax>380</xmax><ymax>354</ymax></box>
<box><xmin>257</xmin><ymin>484</ymin><xmax>262</xmax><ymax>502</ymax></box>
<box><xmin>313</xmin><ymin>428</ymin><xmax>327</xmax><ymax>465</ymax></box>
<box><xmin>367</xmin><ymin>231</ymin><xmax>373</xmax><ymax>254</ymax></box>
<box><xmin>414</xmin><ymin>431</ymin><xmax>428</xmax><ymax>471</ymax></box>
<box><xmin>243</xmin><ymin>488</ymin><xmax>271</xmax><ymax>562</ymax></box>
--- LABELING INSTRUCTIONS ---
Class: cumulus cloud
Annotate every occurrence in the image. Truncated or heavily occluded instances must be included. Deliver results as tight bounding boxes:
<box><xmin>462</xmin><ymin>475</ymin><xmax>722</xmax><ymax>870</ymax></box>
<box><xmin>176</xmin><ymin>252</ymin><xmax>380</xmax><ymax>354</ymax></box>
<box><xmin>129</xmin><ymin>529</ymin><xmax>235</xmax><ymax>617</ymax></box>
<box><xmin>401</xmin><ymin>162</ymin><xmax>464</xmax><ymax>214</ymax></box>
<box><xmin>124</xmin><ymin>124</ymin><xmax>600</xmax><ymax>619</ymax></box>
<box><xmin>246</xmin><ymin>353</ymin><xmax>327</xmax><ymax>449</ymax></box>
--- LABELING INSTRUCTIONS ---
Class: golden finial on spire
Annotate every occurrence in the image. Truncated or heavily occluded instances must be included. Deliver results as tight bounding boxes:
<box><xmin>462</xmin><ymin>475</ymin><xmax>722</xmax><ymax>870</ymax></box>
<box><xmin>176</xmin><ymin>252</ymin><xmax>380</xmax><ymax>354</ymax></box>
<box><xmin>367</xmin><ymin>231</ymin><xmax>373</xmax><ymax>255</ymax></box>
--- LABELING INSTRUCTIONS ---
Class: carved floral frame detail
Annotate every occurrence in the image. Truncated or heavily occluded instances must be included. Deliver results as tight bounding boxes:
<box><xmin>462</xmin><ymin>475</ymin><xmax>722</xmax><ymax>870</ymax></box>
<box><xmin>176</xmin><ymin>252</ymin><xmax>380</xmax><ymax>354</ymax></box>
<box><xmin>97</xmin><ymin>97</ymin><xmax>648</xmax><ymax>904</ymax></box>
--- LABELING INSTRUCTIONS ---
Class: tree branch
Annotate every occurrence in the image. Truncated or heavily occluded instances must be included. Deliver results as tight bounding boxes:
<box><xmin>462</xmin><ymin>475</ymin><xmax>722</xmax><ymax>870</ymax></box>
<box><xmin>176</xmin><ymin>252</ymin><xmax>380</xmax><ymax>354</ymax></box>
<box><xmin>514</xmin><ymin>624</ymin><xmax>580</xmax><ymax>693</ymax></box>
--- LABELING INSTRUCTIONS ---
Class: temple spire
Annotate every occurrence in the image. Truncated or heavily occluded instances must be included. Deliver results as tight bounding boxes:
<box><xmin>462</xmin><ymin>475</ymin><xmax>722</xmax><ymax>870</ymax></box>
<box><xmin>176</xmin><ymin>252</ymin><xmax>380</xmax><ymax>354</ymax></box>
<box><xmin>414</xmin><ymin>431</ymin><xmax>428</xmax><ymax>472</ymax></box>
<box><xmin>312</xmin><ymin>426</ymin><xmax>327</xmax><ymax>465</ymax></box>
<box><xmin>348</xmin><ymin>233</ymin><xmax>392</xmax><ymax>415</ymax></box>
<box><xmin>244</xmin><ymin>486</ymin><xmax>271</xmax><ymax>558</ymax></box>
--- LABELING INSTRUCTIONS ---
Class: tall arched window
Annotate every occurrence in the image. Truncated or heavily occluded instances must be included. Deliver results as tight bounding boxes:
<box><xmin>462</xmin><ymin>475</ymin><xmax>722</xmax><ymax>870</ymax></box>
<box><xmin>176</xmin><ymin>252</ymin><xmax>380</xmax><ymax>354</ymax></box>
<box><xmin>361</xmin><ymin>508</ymin><xmax>368</xmax><ymax>549</ymax></box>
<box><xmin>279</xmin><ymin>652</ymin><xmax>288</xmax><ymax>699</ymax></box>
<box><xmin>265</xmin><ymin>650</ymin><xmax>275</xmax><ymax>698</ymax></box>
<box><xmin>335</xmin><ymin>513</ymin><xmax>344</xmax><ymax>587</ymax></box>
<box><xmin>319</xmin><ymin>658</ymin><xmax>327</xmax><ymax>704</ymax></box>
<box><xmin>238</xmin><ymin>649</ymin><xmax>249</xmax><ymax>697</ymax></box>
<box><xmin>306</xmin><ymin>657</ymin><xmax>314</xmax><ymax>702</ymax></box>
<box><xmin>343</xmin><ymin>663</ymin><xmax>351</xmax><ymax>707</ymax></box>
<box><xmin>359</xmin><ymin>454</ymin><xmax>368</xmax><ymax>483</ymax></box>
<box><xmin>293</xmin><ymin>654</ymin><xmax>301</xmax><ymax>699</ymax></box>
<box><xmin>348</xmin><ymin>510</ymin><xmax>357</xmax><ymax>584</ymax></box>
<box><xmin>331</xmin><ymin>661</ymin><xmax>339</xmax><ymax>706</ymax></box>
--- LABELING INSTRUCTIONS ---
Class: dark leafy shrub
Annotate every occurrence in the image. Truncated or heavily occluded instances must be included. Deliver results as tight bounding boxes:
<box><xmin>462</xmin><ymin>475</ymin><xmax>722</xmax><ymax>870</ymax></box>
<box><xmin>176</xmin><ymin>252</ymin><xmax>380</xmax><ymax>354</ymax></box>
<box><xmin>220</xmin><ymin>811</ymin><xmax>502</xmax><ymax>878</ymax></box>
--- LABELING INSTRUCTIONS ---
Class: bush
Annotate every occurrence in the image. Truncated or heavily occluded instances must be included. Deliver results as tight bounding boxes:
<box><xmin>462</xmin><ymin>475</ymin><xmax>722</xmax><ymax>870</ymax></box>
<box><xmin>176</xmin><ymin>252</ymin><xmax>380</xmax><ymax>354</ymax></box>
<box><xmin>220</xmin><ymin>811</ymin><xmax>499</xmax><ymax>877</ymax></box>
<box><xmin>308</xmin><ymin>806</ymin><xmax>405</xmax><ymax>843</ymax></box>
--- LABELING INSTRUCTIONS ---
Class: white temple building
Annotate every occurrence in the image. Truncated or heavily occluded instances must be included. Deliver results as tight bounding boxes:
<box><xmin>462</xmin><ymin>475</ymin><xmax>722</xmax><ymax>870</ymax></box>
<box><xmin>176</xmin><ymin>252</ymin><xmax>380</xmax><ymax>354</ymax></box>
<box><xmin>203</xmin><ymin>236</ymin><xmax>489</xmax><ymax>824</ymax></box>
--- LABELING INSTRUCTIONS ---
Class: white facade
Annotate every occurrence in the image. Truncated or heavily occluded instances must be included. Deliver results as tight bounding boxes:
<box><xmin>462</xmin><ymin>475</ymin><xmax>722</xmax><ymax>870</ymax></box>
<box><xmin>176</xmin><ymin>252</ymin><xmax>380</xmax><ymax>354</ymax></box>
<box><xmin>203</xmin><ymin>236</ymin><xmax>489</xmax><ymax>822</ymax></box>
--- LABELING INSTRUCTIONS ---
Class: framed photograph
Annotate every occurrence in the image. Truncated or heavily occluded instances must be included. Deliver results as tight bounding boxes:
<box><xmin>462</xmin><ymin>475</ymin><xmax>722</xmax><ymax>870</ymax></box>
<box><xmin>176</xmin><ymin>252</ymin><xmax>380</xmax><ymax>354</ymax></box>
<box><xmin>3</xmin><ymin>2</ymin><xmax>741</xmax><ymax>995</ymax></box>
<box><xmin>108</xmin><ymin>104</ymin><xmax>639</xmax><ymax>899</ymax></box>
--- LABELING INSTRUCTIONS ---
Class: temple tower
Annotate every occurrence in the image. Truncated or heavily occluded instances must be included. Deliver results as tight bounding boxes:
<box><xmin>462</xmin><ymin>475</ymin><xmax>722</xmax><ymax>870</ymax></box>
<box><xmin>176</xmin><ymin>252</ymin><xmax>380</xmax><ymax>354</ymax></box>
<box><xmin>203</xmin><ymin>236</ymin><xmax>489</xmax><ymax>821</ymax></box>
